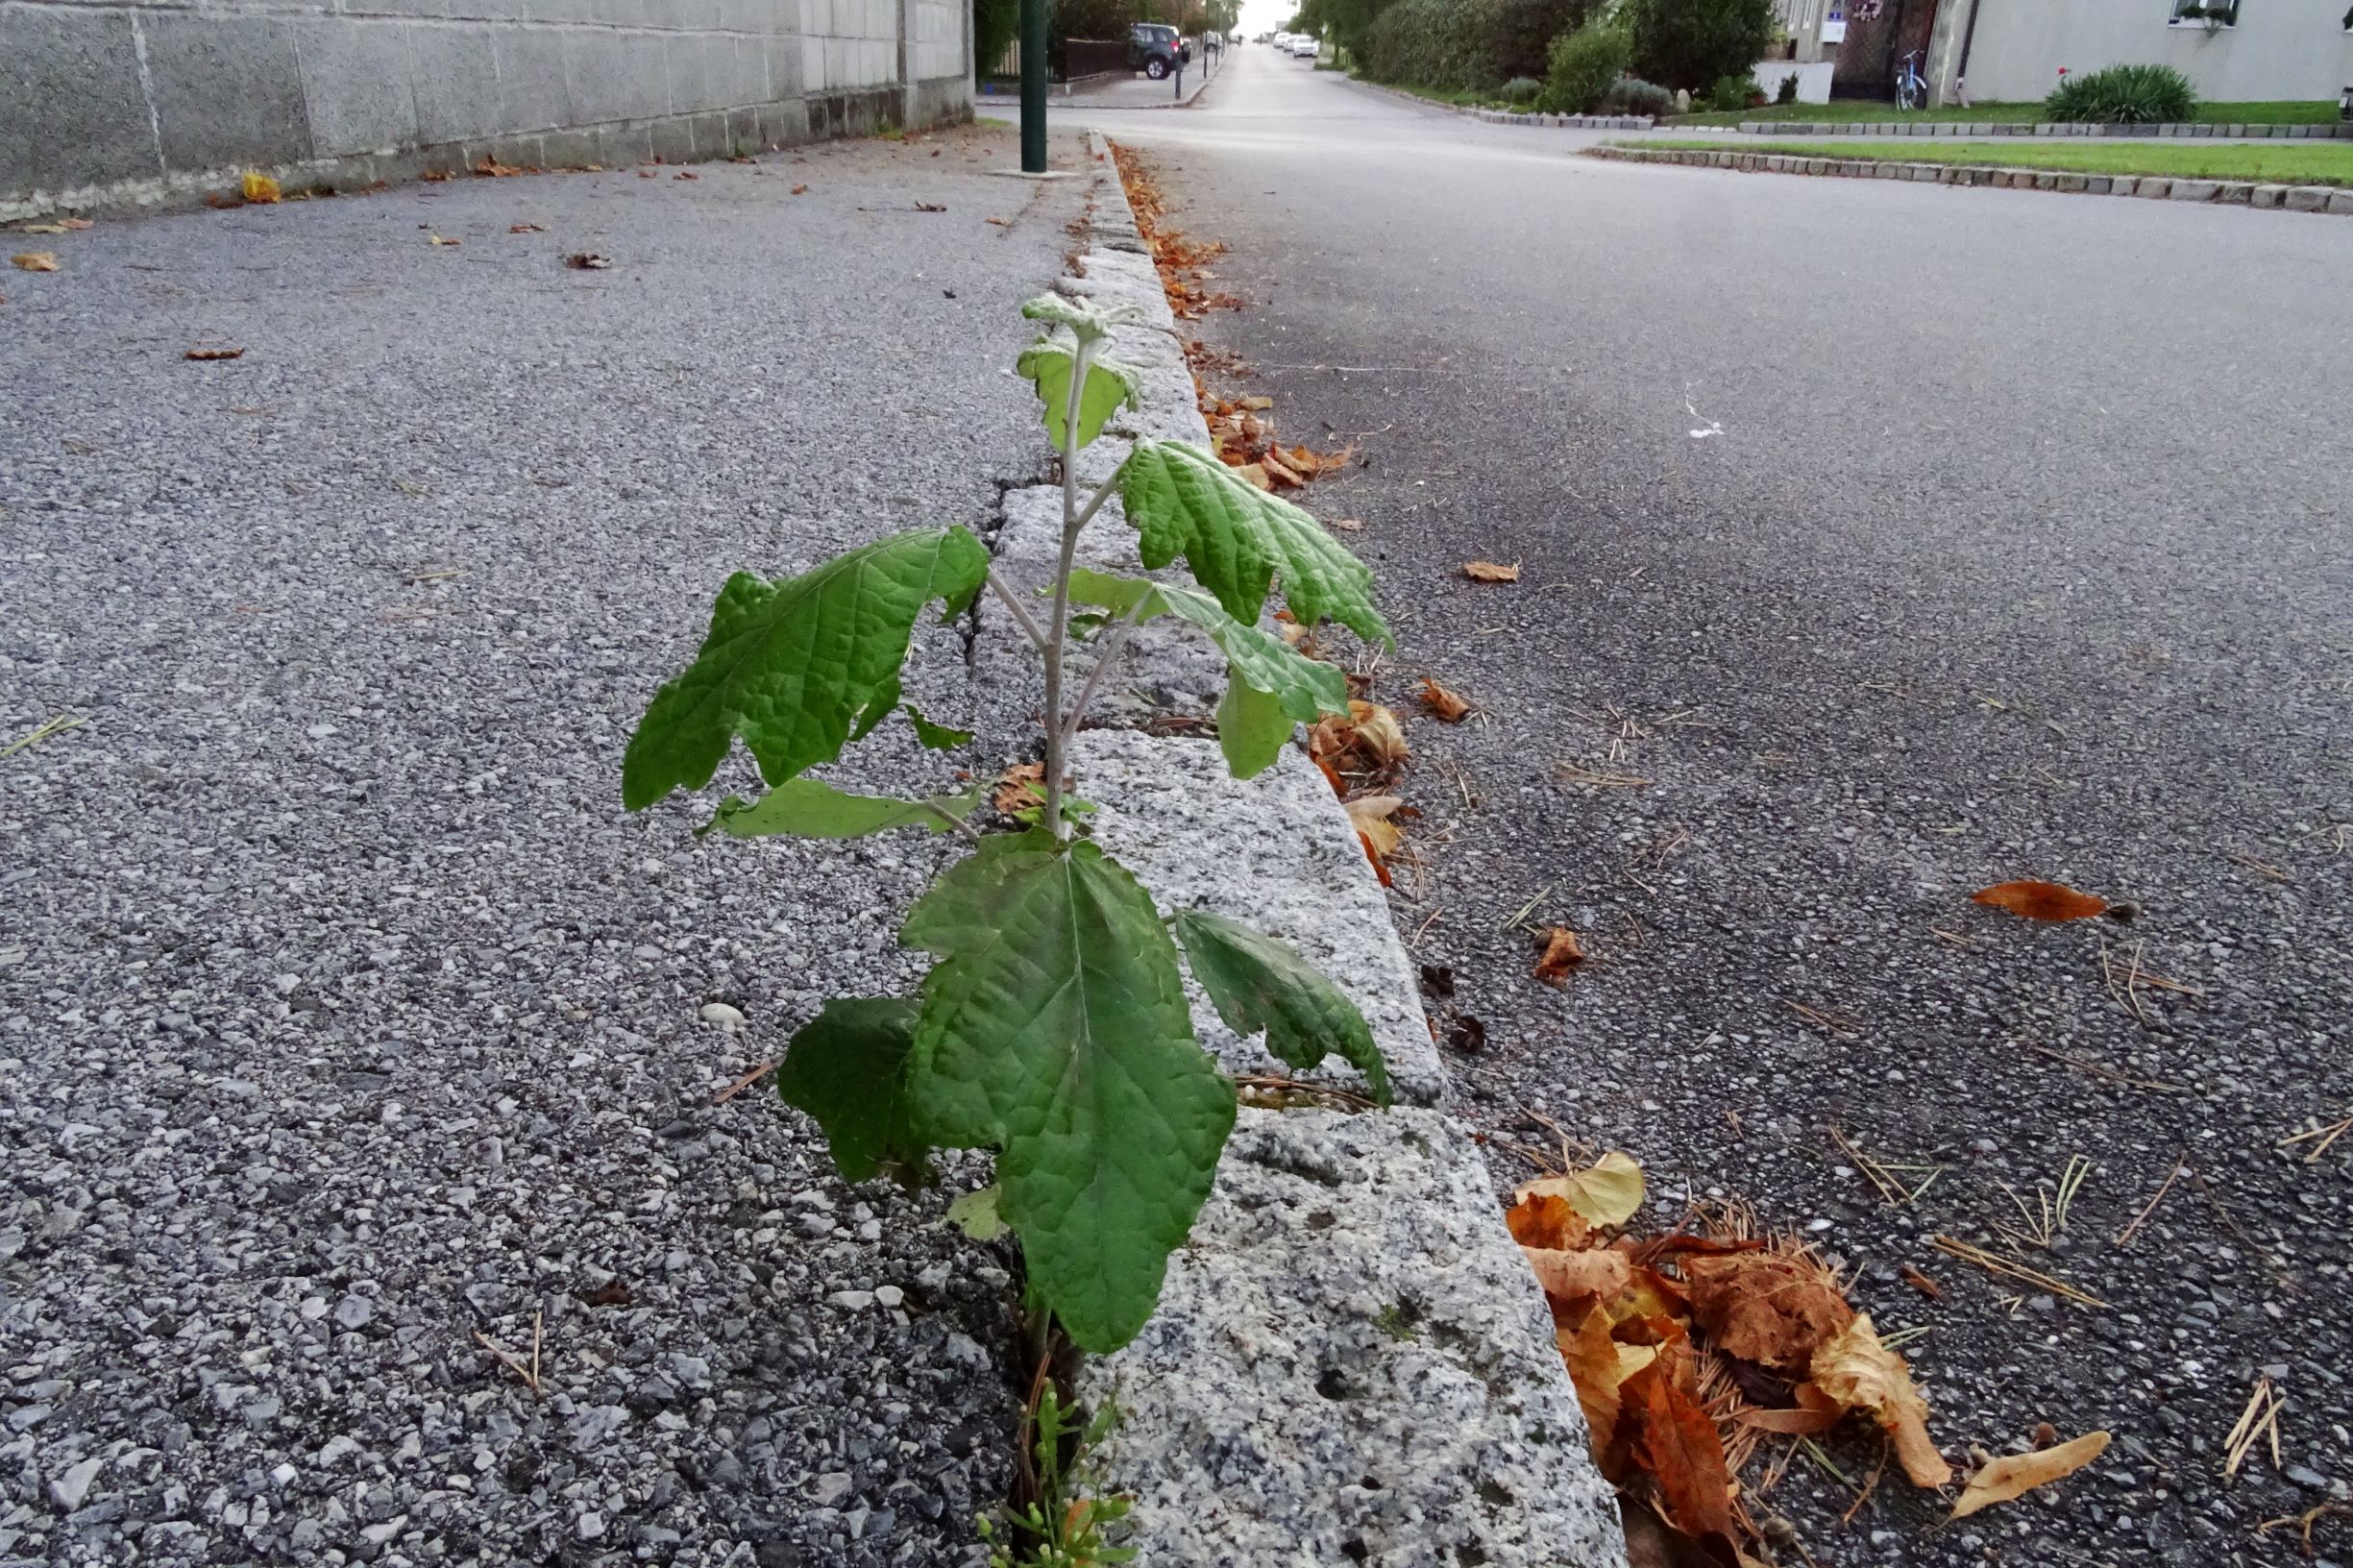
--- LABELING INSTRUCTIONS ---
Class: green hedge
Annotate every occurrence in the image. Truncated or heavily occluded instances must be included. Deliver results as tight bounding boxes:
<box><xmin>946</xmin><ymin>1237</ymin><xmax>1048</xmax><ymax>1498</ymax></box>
<box><xmin>1364</xmin><ymin>0</ymin><xmax>1592</xmax><ymax>92</ymax></box>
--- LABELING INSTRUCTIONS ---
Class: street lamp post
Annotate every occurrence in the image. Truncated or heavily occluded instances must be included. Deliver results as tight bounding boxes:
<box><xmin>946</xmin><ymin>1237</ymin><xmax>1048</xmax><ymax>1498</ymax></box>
<box><xmin>1019</xmin><ymin>0</ymin><xmax>1047</xmax><ymax>173</ymax></box>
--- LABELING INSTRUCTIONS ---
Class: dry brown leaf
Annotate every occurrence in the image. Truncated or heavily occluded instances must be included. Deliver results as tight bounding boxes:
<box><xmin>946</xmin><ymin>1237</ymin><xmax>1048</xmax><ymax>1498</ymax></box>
<box><xmin>1558</xmin><ymin>1304</ymin><xmax>1657</xmax><ymax>1457</ymax></box>
<box><xmin>1239</xmin><ymin>395</ymin><xmax>1273</xmax><ymax>410</ymax></box>
<box><xmin>1417</xmin><ymin>676</ymin><xmax>1473</xmax><ymax>723</ymax></box>
<box><xmin>1506</xmin><ymin>1191</ymin><xmax>1592</xmax><ymax>1251</ymax></box>
<box><xmin>476</xmin><ymin>156</ymin><xmax>525</xmax><ymax>177</ymax></box>
<box><xmin>674</xmin><ymin>170</ymin><xmax>699</xmax><ymax>181</ymax></box>
<box><xmin>1736</xmin><ymin>1382</ymin><xmax>1847</xmax><ymax>1435</ymax></box>
<box><xmin>1344</xmin><ymin>795</ymin><xmax>1404</xmax><ymax>858</ymax></box>
<box><xmin>428</xmin><ymin>233</ymin><xmax>461</xmax><ymax>247</ymax></box>
<box><xmin>510</xmin><ymin>222</ymin><xmax>547</xmax><ymax>233</ymax></box>
<box><xmin>1327</xmin><ymin>517</ymin><xmax>1364</xmax><ymax>532</ymax></box>
<box><xmin>1680</xmin><ymin>1250</ymin><xmax>1854</xmax><ymax>1373</ymax></box>
<box><xmin>1233</xmin><ymin>462</ymin><xmax>1271</xmax><ymax>491</ymax></box>
<box><xmin>1615</xmin><ymin>1355</ymin><xmax>1740</xmax><ymax>1556</ymax></box>
<box><xmin>1534</xmin><ymin>926</ymin><xmax>1585</xmax><ymax>985</ymax></box>
<box><xmin>1261</xmin><ymin>453</ymin><xmax>1304</xmax><ymax>489</ymax></box>
<box><xmin>992</xmin><ymin>762</ymin><xmax>1045</xmax><ymax>815</ymax></box>
<box><xmin>1309</xmin><ymin>700</ymin><xmax>1409</xmax><ymax>780</ymax></box>
<box><xmin>1526</xmin><ymin>1245</ymin><xmax>1631</xmax><ymax>1312</ymax></box>
<box><xmin>1463</xmin><ymin>559</ymin><xmax>1521</xmax><ymax>583</ymax></box>
<box><xmin>1971</xmin><ymin>878</ymin><xmax>2108</xmax><ymax>921</ymax></box>
<box><xmin>61</xmin><ymin>217</ymin><xmax>94</xmax><ymax>231</ymax></box>
<box><xmin>11</xmin><ymin>253</ymin><xmax>60</xmax><ymax>273</ymax></box>
<box><xmin>914</xmin><ymin>200</ymin><xmax>945</xmax><ymax>211</ymax></box>
<box><xmin>986</xmin><ymin>215</ymin><xmax>1012</xmax><ymax>227</ymax></box>
<box><xmin>19</xmin><ymin>223</ymin><xmax>65</xmax><ymax>235</ymax></box>
<box><xmin>1810</xmin><ymin>1312</ymin><xmax>1951</xmax><ymax>1487</ymax></box>
<box><xmin>792</xmin><ymin>184</ymin><xmax>810</xmax><ymax>195</ymax></box>
<box><xmin>1952</xmin><ymin>1431</ymin><xmax>2110</xmax><ymax>1518</ymax></box>
<box><xmin>184</xmin><ymin>347</ymin><xmax>246</xmax><ymax>362</ymax></box>
<box><xmin>1900</xmin><ymin>1264</ymin><xmax>1942</xmax><ymax>1300</ymax></box>
<box><xmin>241</xmin><ymin>171</ymin><xmax>282</xmax><ymax>204</ymax></box>
<box><xmin>1516</xmin><ymin>1151</ymin><xmax>1644</xmax><ymax>1228</ymax></box>
<box><xmin>565</xmin><ymin>253</ymin><xmax>611</xmax><ymax>270</ymax></box>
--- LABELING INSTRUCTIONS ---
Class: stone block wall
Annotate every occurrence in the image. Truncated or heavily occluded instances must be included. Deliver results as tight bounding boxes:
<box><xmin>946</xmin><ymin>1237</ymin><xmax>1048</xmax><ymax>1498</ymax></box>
<box><xmin>0</xmin><ymin>0</ymin><xmax>973</xmax><ymax>219</ymax></box>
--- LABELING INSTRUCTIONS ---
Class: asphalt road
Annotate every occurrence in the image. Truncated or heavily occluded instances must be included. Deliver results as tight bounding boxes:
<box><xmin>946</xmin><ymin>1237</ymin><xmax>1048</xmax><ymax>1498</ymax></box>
<box><xmin>1082</xmin><ymin>50</ymin><xmax>2353</xmax><ymax>1568</ymax></box>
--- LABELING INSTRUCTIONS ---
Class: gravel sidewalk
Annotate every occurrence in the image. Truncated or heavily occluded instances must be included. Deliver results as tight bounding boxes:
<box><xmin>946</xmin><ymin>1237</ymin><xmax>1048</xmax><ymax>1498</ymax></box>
<box><xmin>1</xmin><ymin>122</ymin><xmax>1093</xmax><ymax>1568</ymax></box>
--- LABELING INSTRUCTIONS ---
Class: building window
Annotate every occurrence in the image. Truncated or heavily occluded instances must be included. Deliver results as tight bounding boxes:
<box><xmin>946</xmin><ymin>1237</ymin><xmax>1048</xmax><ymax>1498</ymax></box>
<box><xmin>2169</xmin><ymin>0</ymin><xmax>2239</xmax><ymax>26</ymax></box>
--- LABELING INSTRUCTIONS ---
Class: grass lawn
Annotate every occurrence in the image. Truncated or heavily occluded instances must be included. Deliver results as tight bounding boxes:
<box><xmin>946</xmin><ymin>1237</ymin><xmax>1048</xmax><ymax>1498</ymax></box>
<box><xmin>1629</xmin><ymin>136</ymin><xmax>2353</xmax><ymax>186</ymax></box>
<box><xmin>1665</xmin><ymin>99</ymin><xmax>2339</xmax><ymax>129</ymax></box>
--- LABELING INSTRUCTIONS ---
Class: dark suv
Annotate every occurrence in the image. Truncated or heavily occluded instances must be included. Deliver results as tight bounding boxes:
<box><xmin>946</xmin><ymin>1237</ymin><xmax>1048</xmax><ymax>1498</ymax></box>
<box><xmin>1127</xmin><ymin>22</ymin><xmax>1191</xmax><ymax>79</ymax></box>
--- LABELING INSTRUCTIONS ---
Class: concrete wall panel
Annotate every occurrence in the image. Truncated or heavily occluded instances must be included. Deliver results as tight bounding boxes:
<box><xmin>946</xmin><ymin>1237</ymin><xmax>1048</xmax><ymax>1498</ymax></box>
<box><xmin>1960</xmin><ymin>0</ymin><xmax>2353</xmax><ymax>104</ymax></box>
<box><xmin>2</xmin><ymin>0</ymin><xmax>971</xmax><ymax>214</ymax></box>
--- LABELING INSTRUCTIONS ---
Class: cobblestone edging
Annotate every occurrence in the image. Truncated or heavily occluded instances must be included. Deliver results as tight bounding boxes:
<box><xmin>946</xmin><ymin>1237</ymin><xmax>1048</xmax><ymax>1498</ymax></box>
<box><xmin>976</xmin><ymin>131</ymin><xmax>1630</xmax><ymax>1568</ymax></box>
<box><xmin>1723</xmin><ymin>117</ymin><xmax>2353</xmax><ymax>139</ymax></box>
<box><xmin>1588</xmin><ymin>143</ymin><xmax>2353</xmax><ymax>214</ymax></box>
<box><xmin>1351</xmin><ymin>78</ymin><xmax>1654</xmax><ymax>130</ymax></box>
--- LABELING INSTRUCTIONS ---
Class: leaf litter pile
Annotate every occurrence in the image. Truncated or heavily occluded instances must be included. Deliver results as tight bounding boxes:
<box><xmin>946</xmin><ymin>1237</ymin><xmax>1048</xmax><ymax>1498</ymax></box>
<box><xmin>1507</xmin><ymin>1149</ymin><xmax>2111</xmax><ymax>1564</ymax></box>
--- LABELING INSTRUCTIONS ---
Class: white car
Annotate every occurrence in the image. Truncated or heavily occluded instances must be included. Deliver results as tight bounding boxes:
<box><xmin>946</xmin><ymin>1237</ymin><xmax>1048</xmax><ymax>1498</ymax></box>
<box><xmin>1288</xmin><ymin>36</ymin><xmax>1318</xmax><ymax>57</ymax></box>
<box><xmin>1271</xmin><ymin>32</ymin><xmax>1295</xmax><ymax>47</ymax></box>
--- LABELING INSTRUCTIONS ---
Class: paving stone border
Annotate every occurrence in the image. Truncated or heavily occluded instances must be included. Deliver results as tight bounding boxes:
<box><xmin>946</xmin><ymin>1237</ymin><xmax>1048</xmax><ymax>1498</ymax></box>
<box><xmin>1587</xmin><ymin>143</ymin><xmax>2353</xmax><ymax>215</ymax></box>
<box><xmin>1351</xmin><ymin>77</ymin><xmax>1654</xmax><ymax>130</ymax></box>
<box><xmin>1724</xmin><ymin>117</ymin><xmax>2352</xmax><ymax>138</ymax></box>
<box><xmin>963</xmin><ymin>130</ymin><xmax>1630</xmax><ymax>1568</ymax></box>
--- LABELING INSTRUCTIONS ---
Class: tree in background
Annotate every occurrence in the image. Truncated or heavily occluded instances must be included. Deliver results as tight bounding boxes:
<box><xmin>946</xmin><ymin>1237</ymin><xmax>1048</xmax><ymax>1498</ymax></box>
<box><xmin>1053</xmin><ymin>0</ymin><xmax>1140</xmax><ymax>40</ymax></box>
<box><xmin>1624</xmin><ymin>0</ymin><xmax>1773</xmax><ymax>91</ymax></box>
<box><xmin>975</xmin><ymin>0</ymin><xmax>1021</xmax><ymax>74</ymax></box>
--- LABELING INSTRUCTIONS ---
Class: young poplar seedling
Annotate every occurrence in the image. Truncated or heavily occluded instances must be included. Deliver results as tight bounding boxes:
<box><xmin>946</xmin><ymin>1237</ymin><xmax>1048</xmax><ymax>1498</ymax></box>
<box><xmin>622</xmin><ymin>294</ymin><xmax>1394</xmax><ymax>1353</ymax></box>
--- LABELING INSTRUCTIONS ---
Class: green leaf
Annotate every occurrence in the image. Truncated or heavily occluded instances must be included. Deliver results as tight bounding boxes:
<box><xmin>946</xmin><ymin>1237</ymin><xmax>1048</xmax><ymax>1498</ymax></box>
<box><xmin>700</xmin><ymin>778</ymin><xmax>980</xmax><ymax>840</ymax></box>
<box><xmin>1067</xmin><ymin>569</ymin><xmax>1349</xmax><ymax>779</ymax></box>
<box><xmin>1017</xmin><ymin>341</ymin><xmax>1142</xmax><ymax>452</ymax></box>
<box><xmin>776</xmin><ymin>997</ymin><xmax>934</xmax><ymax>1185</ymax></box>
<box><xmin>1172</xmin><ymin>910</ymin><xmax>1391</xmax><ymax>1106</ymax></box>
<box><xmin>1115</xmin><ymin>441</ymin><xmax>1390</xmax><ymax>645</ymax></box>
<box><xmin>945</xmin><ymin>1185</ymin><xmax>1009</xmax><ymax>1241</ymax></box>
<box><xmin>902</xmin><ymin>701</ymin><xmax>974</xmax><ymax>750</ymax></box>
<box><xmin>1213</xmin><ymin>677</ymin><xmax>1292</xmax><ymax>779</ymax></box>
<box><xmin>904</xmin><ymin>831</ymin><xmax>1236</xmax><ymax>1352</ymax></box>
<box><xmin>622</xmin><ymin>527</ymin><xmax>990</xmax><ymax>810</ymax></box>
<box><xmin>1020</xmin><ymin>292</ymin><xmax>1142</xmax><ymax>342</ymax></box>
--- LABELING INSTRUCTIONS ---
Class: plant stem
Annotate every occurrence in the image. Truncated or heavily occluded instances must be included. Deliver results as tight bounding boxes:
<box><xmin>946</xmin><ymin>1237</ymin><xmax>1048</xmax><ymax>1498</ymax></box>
<box><xmin>921</xmin><ymin>797</ymin><xmax>984</xmax><ymax>845</ymax></box>
<box><xmin>1057</xmin><ymin>597</ymin><xmax>1149</xmax><ymax>755</ymax></box>
<box><xmin>1039</xmin><ymin>337</ymin><xmax>1094</xmax><ymax>841</ymax></box>
<box><xmin>985</xmin><ymin>570</ymin><xmax>1048</xmax><ymax>653</ymax></box>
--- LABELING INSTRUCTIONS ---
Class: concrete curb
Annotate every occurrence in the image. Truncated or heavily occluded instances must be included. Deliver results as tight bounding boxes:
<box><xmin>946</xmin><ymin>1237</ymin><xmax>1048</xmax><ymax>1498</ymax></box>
<box><xmin>1352</xmin><ymin>77</ymin><xmax>1654</xmax><ymax>130</ymax></box>
<box><xmin>973</xmin><ymin>131</ymin><xmax>1629</xmax><ymax>1567</ymax></box>
<box><xmin>1586</xmin><ymin>144</ymin><xmax>2353</xmax><ymax>216</ymax></box>
<box><xmin>1717</xmin><ymin>117</ymin><xmax>2353</xmax><ymax>139</ymax></box>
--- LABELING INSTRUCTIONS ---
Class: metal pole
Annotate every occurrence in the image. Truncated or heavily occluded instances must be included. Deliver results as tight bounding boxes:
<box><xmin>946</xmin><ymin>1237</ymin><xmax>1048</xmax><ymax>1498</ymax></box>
<box><xmin>1019</xmin><ymin>0</ymin><xmax>1046</xmax><ymax>173</ymax></box>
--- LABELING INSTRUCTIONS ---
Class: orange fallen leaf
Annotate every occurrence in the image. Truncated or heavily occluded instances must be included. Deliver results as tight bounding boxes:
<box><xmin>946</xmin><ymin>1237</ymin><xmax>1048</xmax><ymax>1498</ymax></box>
<box><xmin>638</xmin><ymin>169</ymin><xmax>657</xmax><ymax>179</ymax></box>
<box><xmin>1463</xmin><ymin>560</ymin><xmax>1520</xmax><ymax>583</ymax></box>
<box><xmin>986</xmin><ymin>216</ymin><xmax>1012</xmax><ymax>227</ymax></box>
<box><xmin>241</xmin><ymin>171</ymin><xmax>282</xmax><ymax>204</ymax></box>
<box><xmin>1239</xmin><ymin>395</ymin><xmax>1273</xmax><ymax>411</ymax></box>
<box><xmin>1233</xmin><ymin>462</ymin><xmax>1271</xmax><ymax>491</ymax></box>
<box><xmin>1344</xmin><ymin>794</ymin><xmax>1404</xmax><ymax>861</ymax></box>
<box><xmin>1810</xmin><ymin>1312</ymin><xmax>1951</xmax><ymax>1487</ymax></box>
<box><xmin>1614</xmin><ymin>1354</ymin><xmax>1739</xmax><ymax>1556</ymax></box>
<box><xmin>1558</xmin><ymin>1304</ymin><xmax>1655</xmax><ymax>1456</ymax></box>
<box><xmin>61</xmin><ymin>217</ymin><xmax>94</xmax><ymax>231</ymax></box>
<box><xmin>1971</xmin><ymin>879</ymin><xmax>2107</xmax><ymax>921</ymax></box>
<box><xmin>1525</xmin><ymin>1245</ymin><xmax>1631</xmax><ymax>1313</ymax></box>
<box><xmin>1534</xmin><ymin>926</ymin><xmax>1585</xmax><ymax>985</ymax></box>
<box><xmin>1900</xmin><ymin>1264</ymin><xmax>1942</xmax><ymax>1300</ymax></box>
<box><xmin>184</xmin><ymin>347</ymin><xmax>246</xmax><ymax>362</ymax></box>
<box><xmin>1326</xmin><ymin>518</ymin><xmax>1364</xmax><ymax>532</ymax></box>
<box><xmin>1681</xmin><ymin>1250</ymin><xmax>1853</xmax><ymax>1373</ymax></box>
<box><xmin>993</xmin><ymin>761</ymin><xmax>1045</xmax><ymax>815</ymax></box>
<box><xmin>1261</xmin><ymin>453</ymin><xmax>1304</xmax><ymax>488</ymax></box>
<box><xmin>509</xmin><ymin>223</ymin><xmax>547</xmax><ymax>233</ymax></box>
<box><xmin>475</xmin><ymin>156</ymin><xmax>525</xmax><ymax>177</ymax></box>
<box><xmin>427</xmin><ymin>233</ymin><xmax>460</xmax><ymax>247</ymax></box>
<box><xmin>674</xmin><ymin>170</ymin><xmax>699</xmax><ymax>181</ymax></box>
<box><xmin>1506</xmin><ymin>1191</ymin><xmax>1591</xmax><ymax>1251</ymax></box>
<box><xmin>565</xmin><ymin>253</ymin><xmax>611</xmax><ymax>270</ymax></box>
<box><xmin>1951</xmin><ymin>1431</ymin><xmax>2109</xmax><ymax>1518</ymax></box>
<box><xmin>11</xmin><ymin>253</ymin><xmax>60</xmax><ymax>273</ymax></box>
<box><xmin>1417</xmin><ymin>676</ymin><xmax>1473</xmax><ymax>723</ymax></box>
<box><xmin>1308</xmin><ymin>700</ymin><xmax>1409</xmax><ymax>781</ymax></box>
<box><xmin>792</xmin><ymin>184</ymin><xmax>810</xmax><ymax>195</ymax></box>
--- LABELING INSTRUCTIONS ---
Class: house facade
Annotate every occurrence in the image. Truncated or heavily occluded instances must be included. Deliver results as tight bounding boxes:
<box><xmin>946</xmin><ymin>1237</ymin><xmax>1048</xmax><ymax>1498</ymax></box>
<box><xmin>1773</xmin><ymin>0</ymin><xmax>2353</xmax><ymax>104</ymax></box>
<box><xmin>1933</xmin><ymin>0</ymin><xmax>2353</xmax><ymax>105</ymax></box>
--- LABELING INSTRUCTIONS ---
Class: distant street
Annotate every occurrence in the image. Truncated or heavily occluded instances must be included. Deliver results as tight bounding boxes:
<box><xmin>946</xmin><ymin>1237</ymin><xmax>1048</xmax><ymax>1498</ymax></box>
<box><xmin>1084</xmin><ymin>48</ymin><xmax>2353</xmax><ymax>1567</ymax></box>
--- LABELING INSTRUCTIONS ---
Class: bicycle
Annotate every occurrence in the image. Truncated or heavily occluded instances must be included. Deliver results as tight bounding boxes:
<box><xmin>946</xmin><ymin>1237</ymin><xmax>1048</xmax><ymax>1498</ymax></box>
<box><xmin>1894</xmin><ymin>48</ymin><xmax>1928</xmax><ymax>111</ymax></box>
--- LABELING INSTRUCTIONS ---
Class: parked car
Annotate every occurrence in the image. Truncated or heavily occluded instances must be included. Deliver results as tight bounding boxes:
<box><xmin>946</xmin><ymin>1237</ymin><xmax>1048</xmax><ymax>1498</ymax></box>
<box><xmin>1128</xmin><ymin>21</ymin><xmax>1188</xmax><ymax>79</ymax></box>
<box><xmin>1288</xmin><ymin>35</ymin><xmax>1318</xmax><ymax>57</ymax></box>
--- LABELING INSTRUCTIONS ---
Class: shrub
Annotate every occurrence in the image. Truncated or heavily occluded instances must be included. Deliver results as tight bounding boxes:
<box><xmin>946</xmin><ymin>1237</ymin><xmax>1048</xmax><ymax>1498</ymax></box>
<box><xmin>2044</xmin><ymin>62</ymin><xmax>2195</xmax><ymax>124</ymax></box>
<box><xmin>1603</xmin><ymin>75</ymin><xmax>1676</xmax><ymax>115</ymax></box>
<box><xmin>1501</xmin><ymin>75</ymin><xmax>1545</xmax><ymax>105</ymax></box>
<box><xmin>974</xmin><ymin>0</ymin><xmax>1020</xmax><ymax>75</ymax></box>
<box><xmin>1774</xmin><ymin>68</ymin><xmax>1799</xmax><ymax>103</ymax></box>
<box><xmin>1626</xmin><ymin>0</ymin><xmax>1777</xmax><ymax>92</ymax></box>
<box><xmin>1484</xmin><ymin>0</ymin><xmax>1594</xmax><ymax>83</ymax></box>
<box><xmin>1541</xmin><ymin>17</ymin><xmax>1632</xmax><ymax>113</ymax></box>
<box><xmin>1704</xmin><ymin>70</ymin><xmax>1755</xmax><ymax>111</ymax></box>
